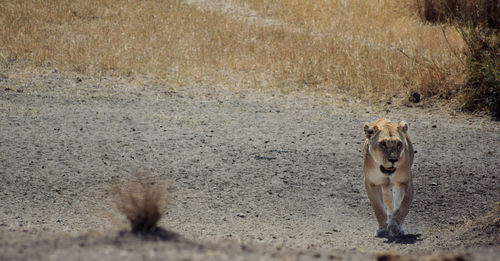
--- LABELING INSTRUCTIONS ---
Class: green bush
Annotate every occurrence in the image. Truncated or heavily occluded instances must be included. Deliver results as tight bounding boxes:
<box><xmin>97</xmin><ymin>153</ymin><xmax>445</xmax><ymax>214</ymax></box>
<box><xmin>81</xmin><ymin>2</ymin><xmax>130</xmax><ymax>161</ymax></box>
<box><xmin>459</xmin><ymin>26</ymin><xmax>500</xmax><ymax>119</ymax></box>
<box><xmin>413</xmin><ymin>0</ymin><xmax>500</xmax><ymax>29</ymax></box>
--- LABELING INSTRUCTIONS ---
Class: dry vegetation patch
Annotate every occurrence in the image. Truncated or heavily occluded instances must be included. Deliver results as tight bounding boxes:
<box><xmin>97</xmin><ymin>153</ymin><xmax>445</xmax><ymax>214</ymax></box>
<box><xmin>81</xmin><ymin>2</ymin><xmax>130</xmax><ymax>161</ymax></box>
<box><xmin>411</xmin><ymin>0</ymin><xmax>499</xmax><ymax>118</ymax></box>
<box><xmin>458</xmin><ymin>201</ymin><xmax>500</xmax><ymax>244</ymax></box>
<box><xmin>377</xmin><ymin>251</ymin><xmax>465</xmax><ymax>261</ymax></box>
<box><xmin>111</xmin><ymin>172</ymin><xmax>172</xmax><ymax>237</ymax></box>
<box><xmin>0</xmin><ymin>0</ymin><xmax>465</xmax><ymax>103</ymax></box>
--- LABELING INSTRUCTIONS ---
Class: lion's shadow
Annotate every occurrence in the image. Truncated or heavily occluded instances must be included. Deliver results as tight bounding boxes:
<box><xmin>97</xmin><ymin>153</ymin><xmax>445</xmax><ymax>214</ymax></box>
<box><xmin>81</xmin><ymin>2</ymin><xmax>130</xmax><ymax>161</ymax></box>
<box><xmin>381</xmin><ymin>233</ymin><xmax>422</xmax><ymax>244</ymax></box>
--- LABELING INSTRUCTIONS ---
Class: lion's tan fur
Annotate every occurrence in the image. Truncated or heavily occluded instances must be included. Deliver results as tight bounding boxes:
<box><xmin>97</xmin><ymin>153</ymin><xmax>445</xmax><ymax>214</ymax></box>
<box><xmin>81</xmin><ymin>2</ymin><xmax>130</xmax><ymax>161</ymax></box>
<box><xmin>363</xmin><ymin>118</ymin><xmax>414</xmax><ymax>237</ymax></box>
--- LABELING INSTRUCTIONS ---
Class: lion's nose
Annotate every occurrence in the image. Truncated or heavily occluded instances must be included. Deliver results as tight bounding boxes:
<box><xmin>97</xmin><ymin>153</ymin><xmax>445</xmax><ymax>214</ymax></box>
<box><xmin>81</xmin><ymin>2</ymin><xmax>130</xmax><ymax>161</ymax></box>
<box><xmin>388</xmin><ymin>158</ymin><xmax>398</xmax><ymax>163</ymax></box>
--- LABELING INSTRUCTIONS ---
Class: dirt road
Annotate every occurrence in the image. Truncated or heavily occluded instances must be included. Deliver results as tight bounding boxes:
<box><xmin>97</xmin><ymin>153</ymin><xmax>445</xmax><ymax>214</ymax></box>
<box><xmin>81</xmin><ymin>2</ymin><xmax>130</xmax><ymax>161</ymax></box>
<box><xmin>0</xmin><ymin>71</ymin><xmax>498</xmax><ymax>260</ymax></box>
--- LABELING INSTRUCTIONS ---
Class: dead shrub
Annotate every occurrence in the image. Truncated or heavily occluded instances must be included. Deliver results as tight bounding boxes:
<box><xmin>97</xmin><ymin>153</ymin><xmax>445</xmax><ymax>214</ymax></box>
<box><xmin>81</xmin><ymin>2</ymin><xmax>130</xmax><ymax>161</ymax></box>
<box><xmin>111</xmin><ymin>172</ymin><xmax>171</xmax><ymax>235</ymax></box>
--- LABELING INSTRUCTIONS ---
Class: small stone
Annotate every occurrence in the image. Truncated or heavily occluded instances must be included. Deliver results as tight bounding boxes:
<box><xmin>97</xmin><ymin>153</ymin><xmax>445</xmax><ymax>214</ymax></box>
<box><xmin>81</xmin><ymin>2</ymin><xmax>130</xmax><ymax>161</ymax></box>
<box><xmin>410</xmin><ymin>91</ymin><xmax>421</xmax><ymax>103</ymax></box>
<box><xmin>431</xmin><ymin>182</ymin><xmax>438</xmax><ymax>186</ymax></box>
<box><xmin>236</xmin><ymin>213</ymin><xmax>245</xmax><ymax>218</ymax></box>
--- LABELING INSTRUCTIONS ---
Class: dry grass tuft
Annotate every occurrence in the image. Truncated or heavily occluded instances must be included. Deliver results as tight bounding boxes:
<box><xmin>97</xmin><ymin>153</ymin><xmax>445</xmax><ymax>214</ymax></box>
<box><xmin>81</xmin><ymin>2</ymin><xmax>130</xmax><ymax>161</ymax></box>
<box><xmin>459</xmin><ymin>201</ymin><xmax>500</xmax><ymax>243</ymax></box>
<box><xmin>111</xmin><ymin>171</ymin><xmax>170</xmax><ymax>235</ymax></box>
<box><xmin>418</xmin><ymin>69</ymin><xmax>456</xmax><ymax>99</ymax></box>
<box><xmin>377</xmin><ymin>251</ymin><xmax>408</xmax><ymax>261</ymax></box>
<box><xmin>377</xmin><ymin>251</ymin><xmax>466</xmax><ymax>261</ymax></box>
<box><xmin>377</xmin><ymin>203</ymin><xmax>500</xmax><ymax>261</ymax></box>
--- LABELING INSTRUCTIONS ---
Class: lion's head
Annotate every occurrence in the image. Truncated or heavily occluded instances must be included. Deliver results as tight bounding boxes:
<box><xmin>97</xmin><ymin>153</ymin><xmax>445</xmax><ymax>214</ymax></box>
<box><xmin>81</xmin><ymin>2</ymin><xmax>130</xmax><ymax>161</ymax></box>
<box><xmin>364</xmin><ymin>119</ymin><xmax>409</xmax><ymax>175</ymax></box>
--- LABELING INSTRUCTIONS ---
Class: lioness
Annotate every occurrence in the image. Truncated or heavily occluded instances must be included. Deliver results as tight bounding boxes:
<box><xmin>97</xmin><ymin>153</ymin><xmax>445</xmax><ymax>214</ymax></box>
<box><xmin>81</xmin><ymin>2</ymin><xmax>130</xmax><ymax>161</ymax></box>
<box><xmin>363</xmin><ymin>118</ymin><xmax>414</xmax><ymax>237</ymax></box>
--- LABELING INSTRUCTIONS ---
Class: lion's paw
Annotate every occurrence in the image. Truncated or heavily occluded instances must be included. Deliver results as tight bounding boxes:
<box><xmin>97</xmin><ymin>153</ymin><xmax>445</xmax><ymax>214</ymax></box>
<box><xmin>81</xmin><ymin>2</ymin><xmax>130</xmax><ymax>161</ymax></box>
<box><xmin>375</xmin><ymin>228</ymin><xmax>389</xmax><ymax>238</ymax></box>
<box><xmin>387</xmin><ymin>220</ymin><xmax>404</xmax><ymax>236</ymax></box>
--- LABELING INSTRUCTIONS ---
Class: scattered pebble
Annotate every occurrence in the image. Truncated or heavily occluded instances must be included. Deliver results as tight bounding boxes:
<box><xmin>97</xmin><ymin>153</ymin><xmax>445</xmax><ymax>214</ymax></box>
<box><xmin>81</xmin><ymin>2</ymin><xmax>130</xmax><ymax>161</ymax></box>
<box><xmin>410</xmin><ymin>91</ymin><xmax>421</xmax><ymax>103</ymax></box>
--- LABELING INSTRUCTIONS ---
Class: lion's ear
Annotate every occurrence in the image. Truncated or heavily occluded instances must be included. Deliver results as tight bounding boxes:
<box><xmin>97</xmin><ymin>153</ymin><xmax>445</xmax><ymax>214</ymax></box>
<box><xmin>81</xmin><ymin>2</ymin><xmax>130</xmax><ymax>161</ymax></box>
<box><xmin>364</xmin><ymin>123</ymin><xmax>378</xmax><ymax>139</ymax></box>
<box><xmin>398</xmin><ymin>121</ymin><xmax>408</xmax><ymax>134</ymax></box>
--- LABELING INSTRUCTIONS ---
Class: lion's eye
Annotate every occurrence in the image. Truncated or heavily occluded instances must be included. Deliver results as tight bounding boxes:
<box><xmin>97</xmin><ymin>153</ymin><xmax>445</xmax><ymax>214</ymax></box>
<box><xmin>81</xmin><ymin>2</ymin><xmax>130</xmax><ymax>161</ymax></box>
<box><xmin>379</xmin><ymin>141</ymin><xmax>386</xmax><ymax>147</ymax></box>
<box><xmin>397</xmin><ymin>141</ymin><xmax>403</xmax><ymax>148</ymax></box>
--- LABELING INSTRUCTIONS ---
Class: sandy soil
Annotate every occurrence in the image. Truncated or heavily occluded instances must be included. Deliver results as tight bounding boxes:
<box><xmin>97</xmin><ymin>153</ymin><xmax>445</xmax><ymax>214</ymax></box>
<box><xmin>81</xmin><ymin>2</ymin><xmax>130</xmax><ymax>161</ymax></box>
<box><xmin>0</xmin><ymin>70</ymin><xmax>499</xmax><ymax>260</ymax></box>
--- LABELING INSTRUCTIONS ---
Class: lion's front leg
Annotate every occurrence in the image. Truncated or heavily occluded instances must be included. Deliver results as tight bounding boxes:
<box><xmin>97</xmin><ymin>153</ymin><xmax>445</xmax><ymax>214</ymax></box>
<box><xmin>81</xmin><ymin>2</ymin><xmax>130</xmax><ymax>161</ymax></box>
<box><xmin>387</xmin><ymin>180</ymin><xmax>413</xmax><ymax>236</ymax></box>
<box><xmin>365</xmin><ymin>181</ymin><xmax>389</xmax><ymax>237</ymax></box>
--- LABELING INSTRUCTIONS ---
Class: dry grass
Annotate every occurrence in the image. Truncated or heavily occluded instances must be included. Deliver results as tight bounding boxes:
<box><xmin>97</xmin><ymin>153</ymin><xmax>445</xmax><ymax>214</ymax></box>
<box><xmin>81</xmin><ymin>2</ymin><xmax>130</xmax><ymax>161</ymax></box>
<box><xmin>411</xmin><ymin>0</ymin><xmax>500</xmax><ymax>117</ymax></box>
<box><xmin>0</xmin><ymin>0</ymin><xmax>466</xmax><ymax>102</ymax></box>
<box><xmin>111</xmin><ymin>172</ymin><xmax>170</xmax><ymax>235</ymax></box>
<box><xmin>377</xmin><ymin>251</ymin><xmax>466</xmax><ymax>261</ymax></box>
<box><xmin>459</xmin><ymin>201</ymin><xmax>500</xmax><ymax>243</ymax></box>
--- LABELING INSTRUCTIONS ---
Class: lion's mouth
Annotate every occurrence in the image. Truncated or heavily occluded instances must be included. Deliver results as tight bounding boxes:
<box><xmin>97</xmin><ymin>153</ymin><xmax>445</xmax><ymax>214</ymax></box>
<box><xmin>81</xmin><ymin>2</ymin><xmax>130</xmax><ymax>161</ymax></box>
<box><xmin>380</xmin><ymin>165</ymin><xmax>397</xmax><ymax>175</ymax></box>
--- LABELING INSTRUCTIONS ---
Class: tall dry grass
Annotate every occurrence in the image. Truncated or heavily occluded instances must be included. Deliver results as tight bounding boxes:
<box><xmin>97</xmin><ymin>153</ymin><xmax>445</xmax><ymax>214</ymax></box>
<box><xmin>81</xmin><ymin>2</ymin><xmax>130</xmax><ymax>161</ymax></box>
<box><xmin>0</xmin><ymin>0</ymin><xmax>465</xmax><ymax>102</ymax></box>
<box><xmin>411</xmin><ymin>0</ymin><xmax>500</xmax><ymax>118</ymax></box>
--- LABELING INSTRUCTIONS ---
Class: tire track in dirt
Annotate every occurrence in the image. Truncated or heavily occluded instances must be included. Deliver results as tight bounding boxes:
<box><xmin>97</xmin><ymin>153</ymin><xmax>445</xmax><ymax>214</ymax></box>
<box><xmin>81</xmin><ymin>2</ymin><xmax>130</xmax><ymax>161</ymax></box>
<box><xmin>185</xmin><ymin>0</ymin><xmax>284</xmax><ymax>26</ymax></box>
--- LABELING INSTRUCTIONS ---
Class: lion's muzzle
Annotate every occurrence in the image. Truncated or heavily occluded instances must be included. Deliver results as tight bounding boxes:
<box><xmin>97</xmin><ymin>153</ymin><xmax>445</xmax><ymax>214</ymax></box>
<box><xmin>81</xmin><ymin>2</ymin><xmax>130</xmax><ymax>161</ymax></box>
<box><xmin>380</xmin><ymin>165</ymin><xmax>396</xmax><ymax>175</ymax></box>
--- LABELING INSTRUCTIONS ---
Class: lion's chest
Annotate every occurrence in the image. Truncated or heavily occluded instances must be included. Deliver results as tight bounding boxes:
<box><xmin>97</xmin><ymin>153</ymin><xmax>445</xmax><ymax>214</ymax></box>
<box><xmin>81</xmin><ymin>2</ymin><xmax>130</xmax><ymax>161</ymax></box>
<box><xmin>365</xmin><ymin>167</ymin><xmax>392</xmax><ymax>185</ymax></box>
<box><xmin>365</xmin><ymin>167</ymin><xmax>409</xmax><ymax>186</ymax></box>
